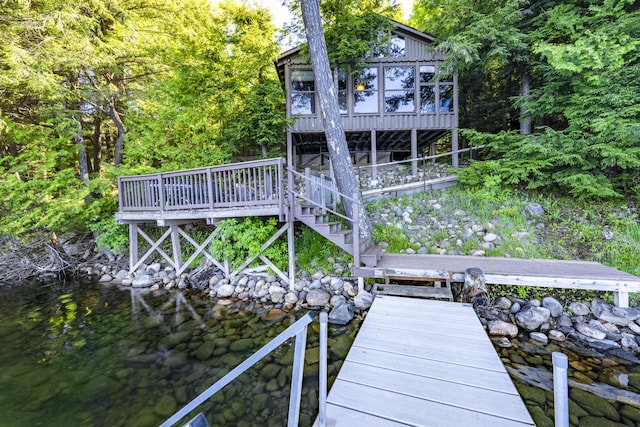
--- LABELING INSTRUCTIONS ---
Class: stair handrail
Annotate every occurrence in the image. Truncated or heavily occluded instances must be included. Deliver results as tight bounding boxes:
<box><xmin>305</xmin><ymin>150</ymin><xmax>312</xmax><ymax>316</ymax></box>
<box><xmin>159</xmin><ymin>311</ymin><xmax>325</xmax><ymax>427</ymax></box>
<box><xmin>287</xmin><ymin>167</ymin><xmax>359</xmax><ymax>224</ymax></box>
<box><xmin>288</xmin><ymin>167</ymin><xmax>362</xmax><ymax>266</ymax></box>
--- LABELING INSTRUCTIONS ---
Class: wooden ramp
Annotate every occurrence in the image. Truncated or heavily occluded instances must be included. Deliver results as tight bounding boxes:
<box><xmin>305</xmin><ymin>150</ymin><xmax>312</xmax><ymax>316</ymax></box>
<box><xmin>317</xmin><ymin>296</ymin><xmax>534</xmax><ymax>427</ymax></box>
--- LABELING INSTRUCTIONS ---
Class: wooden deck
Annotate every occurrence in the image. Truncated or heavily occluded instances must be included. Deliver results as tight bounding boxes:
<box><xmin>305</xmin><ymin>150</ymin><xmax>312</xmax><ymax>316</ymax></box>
<box><xmin>354</xmin><ymin>253</ymin><xmax>640</xmax><ymax>307</ymax></box>
<box><xmin>317</xmin><ymin>296</ymin><xmax>534</xmax><ymax>426</ymax></box>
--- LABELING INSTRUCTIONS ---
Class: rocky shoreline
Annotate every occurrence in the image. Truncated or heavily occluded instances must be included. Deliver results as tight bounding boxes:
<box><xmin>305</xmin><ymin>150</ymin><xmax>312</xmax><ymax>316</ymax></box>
<box><xmin>84</xmin><ymin>259</ymin><xmax>640</xmax><ymax>425</ymax></box>
<box><xmin>89</xmin><ymin>260</ymin><xmax>640</xmax><ymax>362</ymax></box>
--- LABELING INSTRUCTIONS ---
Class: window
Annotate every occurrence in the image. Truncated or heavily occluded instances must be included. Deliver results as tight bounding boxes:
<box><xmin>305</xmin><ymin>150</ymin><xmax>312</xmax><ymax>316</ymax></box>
<box><xmin>368</xmin><ymin>33</ymin><xmax>405</xmax><ymax>58</ymax></box>
<box><xmin>419</xmin><ymin>65</ymin><xmax>436</xmax><ymax>113</ymax></box>
<box><xmin>388</xmin><ymin>35</ymin><xmax>406</xmax><ymax>57</ymax></box>
<box><xmin>384</xmin><ymin>66</ymin><xmax>414</xmax><ymax>113</ymax></box>
<box><xmin>335</xmin><ymin>68</ymin><xmax>348</xmax><ymax>114</ymax></box>
<box><xmin>290</xmin><ymin>70</ymin><xmax>315</xmax><ymax>115</ymax></box>
<box><xmin>420</xmin><ymin>65</ymin><xmax>454</xmax><ymax>114</ymax></box>
<box><xmin>439</xmin><ymin>84</ymin><xmax>453</xmax><ymax>113</ymax></box>
<box><xmin>354</xmin><ymin>67</ymin><xmax>378</xmax><ymax>113</ymax></box>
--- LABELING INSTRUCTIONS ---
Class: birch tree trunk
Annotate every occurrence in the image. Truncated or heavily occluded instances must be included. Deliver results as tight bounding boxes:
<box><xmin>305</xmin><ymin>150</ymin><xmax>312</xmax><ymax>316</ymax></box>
<box><xmin>300</xmin><ymin>0</ymin><xmax>372</xmax><ymax>238</ymax></box>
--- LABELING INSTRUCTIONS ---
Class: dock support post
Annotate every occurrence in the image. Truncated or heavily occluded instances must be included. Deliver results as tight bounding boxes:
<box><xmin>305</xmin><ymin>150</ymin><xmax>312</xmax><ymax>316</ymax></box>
<box><xmin>318</xmin><ymin>312</ymin><xmax>328</xmax><ymax>427</ymax></box>
<box><xmin>129</xmin><ymin>224</ymin><xmax>139</xmax><ymax>274</ymax></box>
<box><xmin>553</xmin><ymin>352</ymin><xmax>569</xmax><ymax>427</ymax></box>
<box><xmin>615</xmin><ymin>291</ymin><xmax>629</xmax><ymax>308</ymax></box>
<box><xmin>287</xmin><ymin>166</ymin><xmax>296</xmax><ymax>289</ymax></box>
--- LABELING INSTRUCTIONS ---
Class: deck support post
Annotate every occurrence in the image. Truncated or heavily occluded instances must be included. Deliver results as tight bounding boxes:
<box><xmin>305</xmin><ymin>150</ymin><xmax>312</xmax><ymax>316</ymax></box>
<box><xmin>615</xmin><ymin>291</ymin><xmax>629</xmax><ymax>308</ymax></box>
<box><xmin>452</xmin><ymin>128</ymin><xmax>459</xmax><ymax>168</ymax></box>
<box><xmin>129</xmin><ymin>223</ymin><xmax>139</xmax><ymax>274</ymax></box>
<box><xmin>370</xmin><ymin>130</ymin><xmax>377</xmax><ymax>181</ymax></box>
<box><xmin>170</xmin><ymin>225</ymin><xmax>183</xmax><ymax>273</ymax></box>
<box><xmin>357</xmin><ymin>276</ymin><xmax>364</xmax><ymax>292</ymax></box>
<box><xmin>411</xmin><ymin>128</ymin><xmax>418</xmax><ymax>176</ymax></box>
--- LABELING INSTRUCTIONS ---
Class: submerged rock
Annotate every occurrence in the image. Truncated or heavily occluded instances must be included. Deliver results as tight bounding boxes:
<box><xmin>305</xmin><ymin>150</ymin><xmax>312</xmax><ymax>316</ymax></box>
<box><xmin>328</xmin><ymin>302</ymin><xmax>354</xmax><ymax>325</ymax></box>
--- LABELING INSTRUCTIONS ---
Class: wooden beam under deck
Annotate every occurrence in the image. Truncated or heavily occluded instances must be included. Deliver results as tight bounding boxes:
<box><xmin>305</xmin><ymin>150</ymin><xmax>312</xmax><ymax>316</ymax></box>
<box><xmin>116</xmin><ymin>206</ymin><xmax>284</xmax><ymax>225</ymax></box>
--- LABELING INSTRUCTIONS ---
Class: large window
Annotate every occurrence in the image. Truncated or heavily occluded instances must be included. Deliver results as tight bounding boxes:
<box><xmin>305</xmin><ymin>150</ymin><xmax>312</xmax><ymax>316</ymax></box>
<box><xmin>384</xmin><ymin>66</ymin><xmax>415</xmax><ymax>113</ymax></box>
<box><xmin>290</xmin><ymin>70</ymin><xmax>315</xmax><ymax>115</ymax></box>
<box><xmin>354</xmin><ymin>67</ymin><xmax>378</xmax><ymax>113</ymax></box>
<box><xmin>439</xmin><ymin>84</ymin><xmax>453</xmax><ymax>112</ymax></box>
<box><xmin>419</xmin><ymin>65</ymin><xmax>453</xmax><ymax>114</ymax></box>
<box><xmin>419</xmin><ymin>65</ymin><xmax>436</xmax><ymax>113</ymax></box>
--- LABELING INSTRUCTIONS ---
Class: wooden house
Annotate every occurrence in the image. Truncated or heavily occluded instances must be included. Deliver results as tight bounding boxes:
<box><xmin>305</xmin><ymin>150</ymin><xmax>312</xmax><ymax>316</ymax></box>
<box><xmin>275</xmin><ymin>20</ymin><xmax>459</xmax><ymax>175</ymax></box>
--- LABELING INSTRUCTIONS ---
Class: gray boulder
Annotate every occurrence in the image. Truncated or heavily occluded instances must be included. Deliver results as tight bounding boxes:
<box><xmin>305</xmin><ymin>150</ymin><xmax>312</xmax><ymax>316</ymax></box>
<box><xmin>216</xmin><ymin>284</ymin><xmax>235</xmax><ymax>298</ymax></box>
<box><xmin>568</xmin><ymin>302</ymin><xmax>590</xmax><ymax>316</ymax></box>
<box><xmin>132</xmin><ymin>274</ymin><xmax>156</xmax><ymax>288</ymax></box>
<box><xmin>514</xmin><ymin>305</ymin><xmax>551</xmax><ymax>331</ymax></box>
<box><xmin>354</xmin><ymin>290</ymin><xmax>374</xmax><ymax>310</ymax></box>
<box><xmin>542</xmin><ymin>297</ymin><xmax>563</xmax><ymax>317</ymax></box>
<box><xmin>530</xmin><ymin>332</ymin><xmax>548</xmax><ymax>345</ymax></box>
<box><xmin>487</xmin><ymin>320</ymin><xmax>519</xmax><ymax>337</ymax></box>
<box><xmin>306</xmin><ymin>289</ymin><xmax>331</xmax><ymax>307</ymax></box>
<box><xmin>328</xmin><ymin>303</ymin><xmax>355</xmax><ymax>325</ymax></box>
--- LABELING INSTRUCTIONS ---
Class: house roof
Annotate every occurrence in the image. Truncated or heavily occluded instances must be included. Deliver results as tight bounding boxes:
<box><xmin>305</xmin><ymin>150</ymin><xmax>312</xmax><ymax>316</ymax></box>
<box><xmin>275</xmin><ymin>18</ymin><xmax>437</xmax><ymax>66</ymax></box>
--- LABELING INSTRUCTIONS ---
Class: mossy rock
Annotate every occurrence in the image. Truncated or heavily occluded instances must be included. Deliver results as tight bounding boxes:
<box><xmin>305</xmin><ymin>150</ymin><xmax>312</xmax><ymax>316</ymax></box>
<box><xmin>528</xmin><ymin>406</ymin><xmax>553</xmax><ymax>427</ymax></box>
<box><xmin>153</xmin><ymin>394</ymin><xmax>177</xmax><ymax>417</ymax></box>
<box><xmin>620</xmin><ymin>404</ymin><xmax>640</xmax><ymax>422</ymax></box>
<box><xmin>569</xmin><ymin>388</ymin><xmax>620</xmax><ymax>421</ymax></box>
<box><xmin>516</xmin><ymin>382</ymin><xmax>547</xmax><ymax>405</ymax></box>
<box><xmin>576</xmin><ymin>416</ymin><xmax>625</xmax><ymax>427</ymax></box>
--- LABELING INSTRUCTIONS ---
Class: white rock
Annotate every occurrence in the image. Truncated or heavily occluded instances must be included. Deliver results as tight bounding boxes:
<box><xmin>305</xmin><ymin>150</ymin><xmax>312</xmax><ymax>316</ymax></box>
<box><xmin>216</xmin><ymin>284</ymin><xmax>235</xmax><ymax>298</ymax></box>
<box><xmin>483</xmin><ymin>233</ymin><xmax>498</xmax><ymax>242</ymax></box>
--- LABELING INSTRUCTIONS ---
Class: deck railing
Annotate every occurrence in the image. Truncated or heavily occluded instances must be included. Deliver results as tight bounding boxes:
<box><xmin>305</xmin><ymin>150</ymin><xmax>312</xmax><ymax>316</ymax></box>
<box><xmin>117</xmin><ymin>158</ymin><xmax>285</xmax><ymax>214</ymax></box>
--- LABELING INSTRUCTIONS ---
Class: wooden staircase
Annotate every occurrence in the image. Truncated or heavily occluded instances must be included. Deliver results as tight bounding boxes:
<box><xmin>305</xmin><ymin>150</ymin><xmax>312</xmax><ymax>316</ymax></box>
<box><xmin>294</xmin><ymin>204</ymin><xmax>384</xmax><ymax>267</ymax></box>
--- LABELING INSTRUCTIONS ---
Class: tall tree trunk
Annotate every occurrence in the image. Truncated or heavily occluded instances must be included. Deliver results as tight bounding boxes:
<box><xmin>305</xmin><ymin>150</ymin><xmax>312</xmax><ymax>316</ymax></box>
<box><xmin>519</xmin><ymin>67</ymin><xmax>532</xmax><ymax>135</ymax></box>
<box><xmin>91</xmin><ymin>115</ymin><xmax>101</xmax><ymax>173</ymax></box>
<box><xmin>75</xmin><ymin>116</ymin><xmax>90</xmax><ymax>183</ymax></box>
<box><xmin>108</xmin><ymin>102</ymin><xmax>127</xmax><ymax>167</ymax></box>
<box><xmin>300</xmin><ymin>0</ymin><xmax>372</xmax><ymax>238</ymax></box>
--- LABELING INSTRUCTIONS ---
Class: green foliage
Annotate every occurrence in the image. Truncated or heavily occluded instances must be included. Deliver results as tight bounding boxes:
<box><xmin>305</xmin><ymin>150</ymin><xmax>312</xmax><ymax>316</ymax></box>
<box><xmin>210</xmin><ymin>217</ymin><xmax>288</xmax><ymax>271</ymax></box>
<box><xmin>1</xmin><ymin>0</ymin><xmax>288</xmax><ymax>239</ymax></box>
<box><xmin>91</xmin><ymin>219</ymin><xmax>128</xmax><ymax>255</ymax></box>
<box><xmin>414</xmin><ymin>0</ymin><xmax>640</xmax><ymax>200</ymax></box>
<box><xmin>371</xmin><ymin>224</ymin><xmax>414</xmax><ymax>253</ymax></box>
<box><xmin>295</xmin><ymin>227</ymin><xmax>346</xmax><ymax>272</ymax></box>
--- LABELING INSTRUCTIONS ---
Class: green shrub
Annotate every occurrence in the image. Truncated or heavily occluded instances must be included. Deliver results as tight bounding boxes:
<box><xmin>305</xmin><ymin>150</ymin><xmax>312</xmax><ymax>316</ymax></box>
<box><xmin>210</xmin><ymin>217</ymin><xmax>287</xmax><ymax>271</ymax></box>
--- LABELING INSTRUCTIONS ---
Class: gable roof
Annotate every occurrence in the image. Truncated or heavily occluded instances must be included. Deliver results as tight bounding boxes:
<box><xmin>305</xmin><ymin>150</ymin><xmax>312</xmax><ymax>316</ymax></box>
<box><xmin>276</xmin><ymin>18</ymin><xmax>437</xmax><ymax>66</ymax></box>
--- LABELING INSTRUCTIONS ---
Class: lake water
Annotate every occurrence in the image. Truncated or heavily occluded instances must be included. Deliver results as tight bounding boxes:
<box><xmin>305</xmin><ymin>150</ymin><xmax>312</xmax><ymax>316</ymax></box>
<box><xmin>2</xmin><ymin>280</ymin><xmax>639</xmax><ymax>426</ymax></box>
<box><xmin>0</xmin><ymin>280</ymin><xmax>355</xmax><ymax>427</ymax></box>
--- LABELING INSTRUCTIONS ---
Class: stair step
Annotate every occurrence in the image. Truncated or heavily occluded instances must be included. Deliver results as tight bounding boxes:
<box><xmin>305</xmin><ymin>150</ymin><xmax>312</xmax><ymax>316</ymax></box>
<box><xmin>331</xmin><ymin>229</ymin><xmax>353</xmax><ymax>243</ymax></box>
<box><xmin>376</xmin><ymin>284</ymin><xmax>453</xmax><ymax>301</ymax></box>
<box><xmin>361</xmin><ymin>244</ymin><xmax>384</xmax><ymax>267</ymax></box>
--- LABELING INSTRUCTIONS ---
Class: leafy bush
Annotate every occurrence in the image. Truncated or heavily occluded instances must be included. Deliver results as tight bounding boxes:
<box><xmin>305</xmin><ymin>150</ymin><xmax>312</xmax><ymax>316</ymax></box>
<box><xmin>210</xmin><ymin>217</ymin><xmax>287</xmax><ymax>271</ymax></box>
<box><xmin>295</xmin><ymin>227</ymin><xmax>346</xmax><ymax>272</ymax></box>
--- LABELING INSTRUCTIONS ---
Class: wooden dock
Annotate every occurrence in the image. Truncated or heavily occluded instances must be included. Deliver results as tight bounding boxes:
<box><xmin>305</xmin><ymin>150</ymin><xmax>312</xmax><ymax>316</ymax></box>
<box><xmin>317</xmin><ymin>296</ymin><xmax>535</xmax><ymax>426</ymax></box>
<box><xmin>354</xmin><ymin>253</ymin><xmax>640</xmax><ymax>307</ymax></box>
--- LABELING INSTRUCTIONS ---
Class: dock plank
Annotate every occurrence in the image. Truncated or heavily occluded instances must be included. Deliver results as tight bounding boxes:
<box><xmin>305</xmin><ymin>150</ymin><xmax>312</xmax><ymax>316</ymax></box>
<box><xmin>318</xmin><ymin>296</ymin><xmax>534</xmax><ymax>426</ymax></box>
<box><xmin>345</xmin><ymin>347</ymin><xmax>518</xmax><ymax>394</ymax></box>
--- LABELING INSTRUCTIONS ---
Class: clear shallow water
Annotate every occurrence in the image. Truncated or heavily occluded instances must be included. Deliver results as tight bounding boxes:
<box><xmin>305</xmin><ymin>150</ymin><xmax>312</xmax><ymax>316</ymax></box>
<box><xmin>0</xmin><ymin>281</ymin><xmax>353</xmax><ymax>427</ymax></box>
